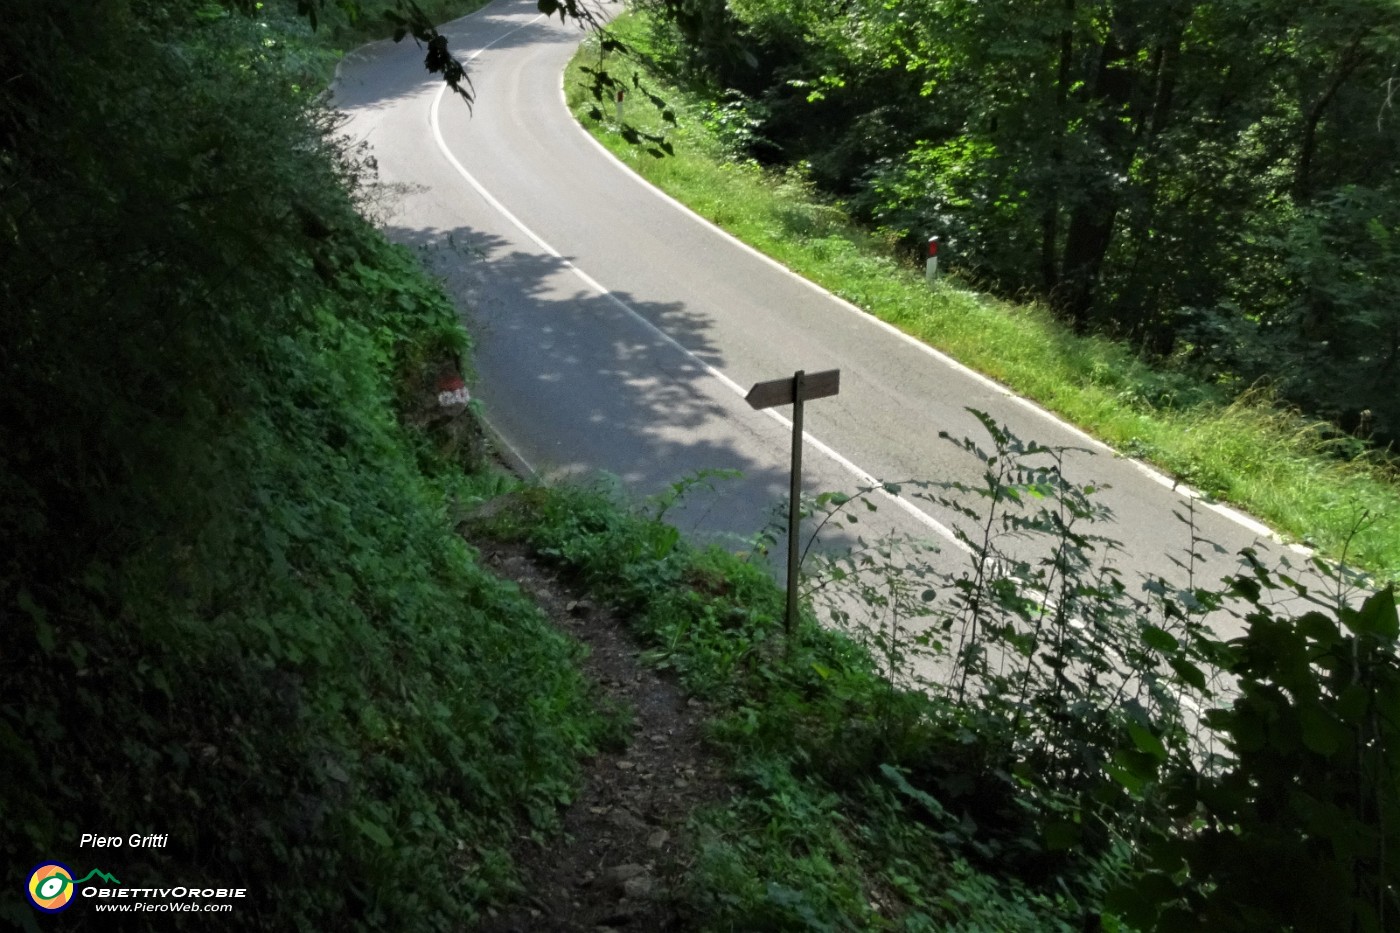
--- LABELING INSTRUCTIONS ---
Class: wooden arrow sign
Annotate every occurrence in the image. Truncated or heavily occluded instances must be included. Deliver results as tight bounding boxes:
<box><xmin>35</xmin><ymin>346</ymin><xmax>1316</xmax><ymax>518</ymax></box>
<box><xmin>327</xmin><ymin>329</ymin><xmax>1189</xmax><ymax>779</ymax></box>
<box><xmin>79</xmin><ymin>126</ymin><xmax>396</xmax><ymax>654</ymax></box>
<box><xmin>744</xmin><ymin>369</ymin><xmax>842</xmax><ymax>641</ymax></box>
<box><xmin>745</xmin><ymin>369</ymin><xmax>840</xmax><ymax>410</ymax></box>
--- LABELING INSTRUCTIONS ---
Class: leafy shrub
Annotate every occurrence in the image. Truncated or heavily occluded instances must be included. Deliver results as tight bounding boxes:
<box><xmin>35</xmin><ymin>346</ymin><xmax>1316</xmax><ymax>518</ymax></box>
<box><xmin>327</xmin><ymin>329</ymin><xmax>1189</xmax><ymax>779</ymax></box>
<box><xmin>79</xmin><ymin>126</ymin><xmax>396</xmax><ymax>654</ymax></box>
<box><xmin>805</xmin><ymin>413</ymin><xmax>1395</xmax><ymax>931</ymax></box>
<box><xmin>1116</xmin><ymin>583</ymin><xmax>1400</xmax><ymax>931</ymax></box>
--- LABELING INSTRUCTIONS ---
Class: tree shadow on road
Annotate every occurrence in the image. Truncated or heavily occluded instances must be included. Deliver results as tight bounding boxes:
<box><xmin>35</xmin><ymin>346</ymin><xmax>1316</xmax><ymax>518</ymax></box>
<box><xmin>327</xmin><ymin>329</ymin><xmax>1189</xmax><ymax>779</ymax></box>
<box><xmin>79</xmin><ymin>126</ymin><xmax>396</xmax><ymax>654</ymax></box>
<box><xmin>384</xmin><ymin>220</ymin><xmax>844</xmax><ymax>556</ymax></box>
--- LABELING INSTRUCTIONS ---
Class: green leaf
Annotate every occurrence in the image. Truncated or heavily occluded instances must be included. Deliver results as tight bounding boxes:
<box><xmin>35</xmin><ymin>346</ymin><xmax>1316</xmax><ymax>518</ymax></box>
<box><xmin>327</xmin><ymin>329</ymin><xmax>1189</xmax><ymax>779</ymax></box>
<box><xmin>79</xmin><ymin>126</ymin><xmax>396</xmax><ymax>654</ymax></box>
<box><xmin>1335</xmin><ymin>684</ymin><xmax>1369</xmax><ymax>723</ymax></box>
<box><xmin>1043</xmin><ymin>819</ymin><xmax>1081</xmax><ymax>851</ymax></box>
<box><xmin>1342</xmin><ymin>586</ymin><xmax>1397</xmax><ymax>641</ymax></box>
<box><xmin>355</xmin><ymin>818</ymin><xmax>393</xmax><ymax>848</ymax></box>
<box><xmin>1299</xmin><ymin>706</ymin><xmax>1346</xmax><ymax>756</ymax></box>
<box><xmin>1168</xmin><ymin>656</ymin><xmax>1207</xmax><ymax>691</ymax></box>
<box><xmin>1127</xmin><ymin>722</ymin><xmax>1168</xmax><ymax>762</ymax></box>
<box><xmin>1106</xmin><ymin>760</ymin><xmax>1146</xmax><ymax>796</ymax></box>
<box><xmin>1142</xmin><ymin>624</ymin><xmax>1179</xmax><ymax>653</ymax></box>
<box><xmin>1107</xmin><ymin>871</ymin><xmax>1182</xmax><ymax>929</ymax></box>
<box><xmin>34</xmin><ymin>620</ymin><xmax>56</xmax><ymax>655</ymax></box>
<box><xmin>19</xmin><ymin>589</ymin><xmax>56</xmax><ymax>654</ymax></box>
<box><xmin>1230</xmin><ymin>709</ymin><xmax>1268</xmax><ymax>752</ymax></box>
<box><xmin>880</xmin><ymin>763</ymin><xmax>948</xmax><ymax>820</ymax></box>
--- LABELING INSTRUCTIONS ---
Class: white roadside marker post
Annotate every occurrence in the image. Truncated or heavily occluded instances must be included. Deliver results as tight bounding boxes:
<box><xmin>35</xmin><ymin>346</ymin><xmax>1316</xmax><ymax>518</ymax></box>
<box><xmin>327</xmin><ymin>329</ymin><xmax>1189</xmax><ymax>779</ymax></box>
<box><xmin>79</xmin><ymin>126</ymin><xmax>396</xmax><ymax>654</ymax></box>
<box><xmin>615</xmin><ymin>89</ymin><xmax>625</xmax><ymax>124</ymax></box>
<box><xmin>926</xmin><ymin>236</ymin><xmax>940</xmax><ymax>283</ymax></box>
<box><xmin>745</xmin><ymin>368</ymin><xmax>842</xmax><ymax>639</ymax></box>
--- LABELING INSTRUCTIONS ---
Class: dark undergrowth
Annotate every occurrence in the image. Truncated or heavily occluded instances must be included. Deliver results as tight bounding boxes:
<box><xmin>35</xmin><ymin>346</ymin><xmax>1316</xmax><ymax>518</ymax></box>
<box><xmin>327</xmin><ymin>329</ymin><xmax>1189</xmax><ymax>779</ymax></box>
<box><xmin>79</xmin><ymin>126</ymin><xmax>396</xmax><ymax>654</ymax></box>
<box><xmin>3</xmin><ymin>3</ymin><xmax>605</xmax><ymax>928</ymax></box>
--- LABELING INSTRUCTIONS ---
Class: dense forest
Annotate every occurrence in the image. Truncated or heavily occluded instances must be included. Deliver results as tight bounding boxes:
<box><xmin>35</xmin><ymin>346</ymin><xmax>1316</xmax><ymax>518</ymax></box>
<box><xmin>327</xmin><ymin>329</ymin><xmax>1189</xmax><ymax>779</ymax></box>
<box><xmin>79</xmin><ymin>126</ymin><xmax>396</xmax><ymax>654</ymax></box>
<box><xmin>638</xmin><ymin>0</ymin><xmax>1400</xmax><ymax>444</ymax></box>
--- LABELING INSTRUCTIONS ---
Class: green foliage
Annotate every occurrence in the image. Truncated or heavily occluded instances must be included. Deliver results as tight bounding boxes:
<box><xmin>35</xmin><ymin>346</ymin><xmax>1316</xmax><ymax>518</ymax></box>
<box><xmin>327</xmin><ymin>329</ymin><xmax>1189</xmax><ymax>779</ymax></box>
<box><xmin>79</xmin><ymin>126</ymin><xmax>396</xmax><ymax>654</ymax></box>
<box><xmin>690</xmin><ymin>759</ymin><xmax>872</xmax><ymax>931</ymax></box>
<box><xmin>1116</xmin><ymin>584</ymin><xmax>1400</xmax><ymax>931</ymax></box>
<box><xmin>699</xmin><ymin>90</ymin><xmax>772</xmax><ymax>161</ymax></box>
<box><xmin>800</xmin><ymin>414</ymin><xmax>1395</xmax><ymax>932</ymax></box>
<box><xmin>317</xmin><ymin>0</ymin><xmax>491</xmax><ymax>49</ymax></box>
<box><xmin>799</xmin><ymin>416</ymin><xmax>1176</xmax><ymax>902</ymax></box>
<box><xmin>2</xmin><ymin>3</ymin><xmax>602</xmax><ymax>928</ymax></box>
<box><xmin>638</xmin><ymin>0</ymin><xmax>1400</xmax><ymax>444</ymax></box>
<box><xmin>1188</xmin><ymin>185</ymin><xmax>1400</xmax><ymax>439</ymax></box>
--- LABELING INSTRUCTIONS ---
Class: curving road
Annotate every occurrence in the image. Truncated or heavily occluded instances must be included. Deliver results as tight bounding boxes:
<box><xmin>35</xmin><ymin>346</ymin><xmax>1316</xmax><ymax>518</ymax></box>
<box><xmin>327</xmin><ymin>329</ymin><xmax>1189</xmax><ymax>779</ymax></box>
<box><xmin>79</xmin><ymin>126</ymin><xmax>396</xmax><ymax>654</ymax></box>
<box><xmin>333</xmin><ymin>0</ymin><xmax>1327</xmax><ymax>617</ymax></box>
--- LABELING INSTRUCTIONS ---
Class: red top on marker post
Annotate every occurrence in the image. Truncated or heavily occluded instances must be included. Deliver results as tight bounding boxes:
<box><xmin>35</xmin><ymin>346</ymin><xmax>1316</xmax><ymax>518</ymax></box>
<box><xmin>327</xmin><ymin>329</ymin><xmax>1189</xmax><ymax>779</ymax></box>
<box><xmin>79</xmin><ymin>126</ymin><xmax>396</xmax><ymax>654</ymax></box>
<box><xmin>928</xmin><ymin>236</ymin><xmax>939</xmax><ymax>256</ymax></box>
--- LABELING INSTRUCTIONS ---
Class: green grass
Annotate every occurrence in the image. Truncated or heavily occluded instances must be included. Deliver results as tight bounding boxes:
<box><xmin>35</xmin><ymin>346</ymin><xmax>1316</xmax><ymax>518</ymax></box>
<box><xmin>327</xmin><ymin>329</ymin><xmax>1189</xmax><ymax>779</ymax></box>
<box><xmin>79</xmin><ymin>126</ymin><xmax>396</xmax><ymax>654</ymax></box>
<box><xmin>563</xmin><ymin>13</ymin><xmax>1399</xmax><ymax>582</ymax></box>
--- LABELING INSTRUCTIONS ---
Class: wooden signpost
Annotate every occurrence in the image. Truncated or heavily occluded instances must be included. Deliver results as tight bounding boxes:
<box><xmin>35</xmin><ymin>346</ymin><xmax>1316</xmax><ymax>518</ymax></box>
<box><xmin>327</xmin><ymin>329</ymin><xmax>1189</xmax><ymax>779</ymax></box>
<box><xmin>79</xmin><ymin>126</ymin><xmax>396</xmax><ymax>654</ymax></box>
<box><xmin>745</xmin><ymin>369</ymin><xmax>841</xmax><ymax>636</ymax></box>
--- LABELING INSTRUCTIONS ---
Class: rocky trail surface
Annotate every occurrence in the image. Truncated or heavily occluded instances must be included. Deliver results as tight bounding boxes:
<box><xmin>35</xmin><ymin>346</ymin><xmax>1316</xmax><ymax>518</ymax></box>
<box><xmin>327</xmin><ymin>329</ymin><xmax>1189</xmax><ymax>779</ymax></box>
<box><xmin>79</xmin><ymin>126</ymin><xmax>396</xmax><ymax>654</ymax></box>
<box><xmin>466</xmin><ymin>536</ymin><xmax>731</xmax><ymax>932</ymax></box>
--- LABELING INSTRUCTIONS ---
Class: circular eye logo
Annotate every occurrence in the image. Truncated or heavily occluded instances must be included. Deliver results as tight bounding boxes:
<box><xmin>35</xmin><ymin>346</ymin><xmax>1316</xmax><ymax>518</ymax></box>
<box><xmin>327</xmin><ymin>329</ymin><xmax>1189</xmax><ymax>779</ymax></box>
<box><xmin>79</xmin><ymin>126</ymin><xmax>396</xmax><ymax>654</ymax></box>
<box><xmin>27</xmin><ymin>862</ymin><xmax>76</xmax><ymax>913</ymax></box>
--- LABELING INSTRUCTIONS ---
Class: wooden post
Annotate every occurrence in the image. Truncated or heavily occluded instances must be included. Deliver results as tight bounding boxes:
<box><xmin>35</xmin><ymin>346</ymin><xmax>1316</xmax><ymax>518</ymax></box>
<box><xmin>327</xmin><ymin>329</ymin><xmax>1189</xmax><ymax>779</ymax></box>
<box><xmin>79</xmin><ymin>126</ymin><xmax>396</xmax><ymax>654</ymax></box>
<box><xmin>786</xmin><ymin>370</ymin><xmax>806</xmax><ymax>637</ymax></box>
<box><xmin>744</xmin><ymin>368</ymin><xmax>839</xmax><ymax>641</ymax></box>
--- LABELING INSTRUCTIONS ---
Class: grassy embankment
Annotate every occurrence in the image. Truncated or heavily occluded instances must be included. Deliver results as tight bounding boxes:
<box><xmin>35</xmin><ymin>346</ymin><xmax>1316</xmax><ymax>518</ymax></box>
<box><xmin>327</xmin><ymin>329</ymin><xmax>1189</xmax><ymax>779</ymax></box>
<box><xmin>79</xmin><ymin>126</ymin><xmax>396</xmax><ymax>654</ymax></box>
<box><xmin>479</xmin><ymin>479</ymin><xmax>1124</xmax><ymax>931</ymax></box>
<box><xmin>3</xmin><ymin>3</ymin><xmax>605</xmax><ymax>929</ymax></box>
<box><xmin>563</xmin><ymin>11</ymin><xmax>1399</xmax><ymax>582</ymax></box>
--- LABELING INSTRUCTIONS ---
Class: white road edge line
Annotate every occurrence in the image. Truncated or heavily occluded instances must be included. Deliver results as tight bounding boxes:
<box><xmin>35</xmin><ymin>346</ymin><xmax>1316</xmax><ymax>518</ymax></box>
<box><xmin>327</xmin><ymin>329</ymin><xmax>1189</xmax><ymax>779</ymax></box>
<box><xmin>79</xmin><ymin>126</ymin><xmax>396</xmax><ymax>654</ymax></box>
<box><xmin>430</xmin><ymin>17</ymin><xmax>968</xmax><ymax>553</ymax></box>
<box><xmin>553</xmin><ymin>31</ymin><xmax>1297</xmax><ymax>551</ymax></box>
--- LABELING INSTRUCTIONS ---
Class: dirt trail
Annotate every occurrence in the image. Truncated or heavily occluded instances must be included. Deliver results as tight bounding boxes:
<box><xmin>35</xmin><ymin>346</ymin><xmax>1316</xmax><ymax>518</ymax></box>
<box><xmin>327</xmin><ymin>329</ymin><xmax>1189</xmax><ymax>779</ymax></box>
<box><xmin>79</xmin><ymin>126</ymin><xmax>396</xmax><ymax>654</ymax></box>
<box><xmin>468</xmin><ymin>538</ymin><xmax>734</xmax><ymax>932</ymax></box>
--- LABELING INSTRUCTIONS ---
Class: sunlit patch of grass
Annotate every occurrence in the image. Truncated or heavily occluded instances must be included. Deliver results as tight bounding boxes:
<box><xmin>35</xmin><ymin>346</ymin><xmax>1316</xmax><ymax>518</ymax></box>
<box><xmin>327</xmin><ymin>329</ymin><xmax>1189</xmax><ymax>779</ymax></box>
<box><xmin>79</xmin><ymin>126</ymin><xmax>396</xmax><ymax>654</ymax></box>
<box><xmin>563</xmin><ymin>14</ymin><xmax>1399</xmax><ymax>581</ymax></box>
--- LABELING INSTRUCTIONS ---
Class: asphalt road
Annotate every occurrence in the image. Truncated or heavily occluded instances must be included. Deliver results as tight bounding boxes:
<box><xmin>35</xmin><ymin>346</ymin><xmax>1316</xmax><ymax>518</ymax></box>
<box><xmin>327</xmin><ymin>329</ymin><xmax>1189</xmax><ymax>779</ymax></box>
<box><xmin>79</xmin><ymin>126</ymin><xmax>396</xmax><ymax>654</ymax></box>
<box><xmin>333</xmin><ymin>0</ymin><xmax>1333</xmax><ymax>625</ymax></box>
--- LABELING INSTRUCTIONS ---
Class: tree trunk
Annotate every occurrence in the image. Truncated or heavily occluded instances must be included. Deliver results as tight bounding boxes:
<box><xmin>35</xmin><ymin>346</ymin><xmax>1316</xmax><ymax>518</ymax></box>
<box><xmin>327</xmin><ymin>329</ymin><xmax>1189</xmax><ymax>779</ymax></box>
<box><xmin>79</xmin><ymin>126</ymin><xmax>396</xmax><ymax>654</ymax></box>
<box><xmin>1056</xmin><ymin>24</ymin><xmax>1138</xmax><ymax>330</ymax></box>
<box><xmin>1059</xmin><ymin>203</ymin><xmax>1119</xmax><ymax>331</ymax></box>
<box><xmin>1040</xmin><ymin>0</ymin><xmax>1075</xmax><ymax>292</ymax></box>
<box><xmin>1294</xmin><ymin>30</ymin><xmax>1369</xmax><ymax>201</ymax></box>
